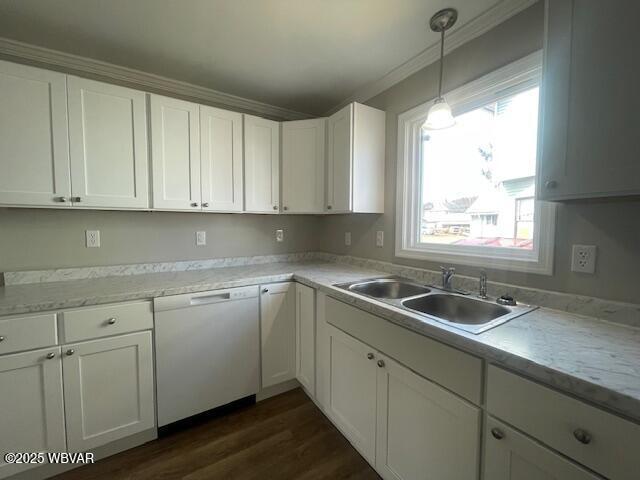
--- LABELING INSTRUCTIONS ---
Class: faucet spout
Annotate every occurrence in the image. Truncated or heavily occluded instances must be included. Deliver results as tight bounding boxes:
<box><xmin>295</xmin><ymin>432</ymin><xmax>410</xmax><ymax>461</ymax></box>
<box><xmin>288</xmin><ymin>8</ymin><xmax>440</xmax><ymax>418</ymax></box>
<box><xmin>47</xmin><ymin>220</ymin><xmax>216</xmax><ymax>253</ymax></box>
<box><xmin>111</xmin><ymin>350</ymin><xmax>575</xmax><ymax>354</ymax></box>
<box><xmin>440</xmin><ymin>266</ymin><xmax>456</xmax><ymax>290</ymax></box>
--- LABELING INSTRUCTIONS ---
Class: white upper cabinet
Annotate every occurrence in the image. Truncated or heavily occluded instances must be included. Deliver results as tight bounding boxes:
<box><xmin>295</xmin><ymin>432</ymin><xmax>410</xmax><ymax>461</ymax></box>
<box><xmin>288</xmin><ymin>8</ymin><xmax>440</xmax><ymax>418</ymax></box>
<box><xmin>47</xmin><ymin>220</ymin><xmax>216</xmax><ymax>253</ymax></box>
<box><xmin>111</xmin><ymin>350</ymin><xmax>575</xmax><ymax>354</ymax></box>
<box><xmin>244</xmin><ymin>114</ymin><xmax>280</xmax><ymax>213</ymax></box>
<box><xmin>538</xmin><ymin>0</ymin><xmax>640</xmax><ymax>201</ymax></box>
<box><xmin>0</xmin><ymin>60</ymin><xmax>71</xmax><ymax>207</ymax></box>
<box><xmin>150</xmin><ymin>95</ymin><xmax>201</xmax><ymax>211</ymax></box>
<box><xmin>327</xmin><ymin>103</ymin><xmax>385</xmax><ymax>213</ymax></box>
<box><xmin>282</xmin><ymin>118</ymin><xmax>326</xmax><ymax>214</ymax></box>
<box><xmin>200</xmin><ymin>106</ymin><xmax>243</xmax><ymax>212</ymax></box>
<box><xmin>67</xmin><ymin>76</ymin><xmax>149</xmax><ymax>209</ymax></box>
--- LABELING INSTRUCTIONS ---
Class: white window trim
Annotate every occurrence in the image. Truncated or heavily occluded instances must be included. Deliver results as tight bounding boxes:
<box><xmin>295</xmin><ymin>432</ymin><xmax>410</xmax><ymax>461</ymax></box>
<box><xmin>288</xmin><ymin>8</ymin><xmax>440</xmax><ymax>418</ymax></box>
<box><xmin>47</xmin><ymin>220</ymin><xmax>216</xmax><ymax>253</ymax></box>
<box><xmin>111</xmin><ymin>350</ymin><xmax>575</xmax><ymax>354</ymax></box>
<box><xmin>396</xmin><ymin>50</ymin><xmax>556</xmax><ymax>275</ymax></box>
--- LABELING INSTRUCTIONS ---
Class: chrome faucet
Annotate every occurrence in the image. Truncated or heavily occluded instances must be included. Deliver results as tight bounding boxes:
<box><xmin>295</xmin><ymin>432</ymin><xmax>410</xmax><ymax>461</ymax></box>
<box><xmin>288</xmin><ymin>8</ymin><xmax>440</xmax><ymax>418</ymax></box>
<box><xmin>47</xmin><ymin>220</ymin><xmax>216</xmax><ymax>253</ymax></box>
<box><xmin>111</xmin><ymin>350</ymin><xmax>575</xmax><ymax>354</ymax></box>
<box><xmin>478</xmin><ymin>270</ymin><xmax>488</xmax><ymax>299</ymax></box>
<box><xmin>440</xmin><ymin>266</ymin><xmax>455</xmax><ymax>290</ymax></box>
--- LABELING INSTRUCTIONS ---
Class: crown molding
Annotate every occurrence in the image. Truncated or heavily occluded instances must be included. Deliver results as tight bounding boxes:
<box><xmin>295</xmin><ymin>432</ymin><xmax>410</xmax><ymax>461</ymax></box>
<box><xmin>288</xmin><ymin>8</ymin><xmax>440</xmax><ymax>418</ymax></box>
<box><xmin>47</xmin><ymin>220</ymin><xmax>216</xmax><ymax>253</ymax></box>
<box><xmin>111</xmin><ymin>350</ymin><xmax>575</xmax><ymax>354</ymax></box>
<box><xmin>0</xmin><ymin>37</ymin><xmax>312</xmax><ymax>121</ymax></box>
<box><xmin>325</xmin><ymin>0</ymin><xmax>539</xmax><ymax>115</ymax></box>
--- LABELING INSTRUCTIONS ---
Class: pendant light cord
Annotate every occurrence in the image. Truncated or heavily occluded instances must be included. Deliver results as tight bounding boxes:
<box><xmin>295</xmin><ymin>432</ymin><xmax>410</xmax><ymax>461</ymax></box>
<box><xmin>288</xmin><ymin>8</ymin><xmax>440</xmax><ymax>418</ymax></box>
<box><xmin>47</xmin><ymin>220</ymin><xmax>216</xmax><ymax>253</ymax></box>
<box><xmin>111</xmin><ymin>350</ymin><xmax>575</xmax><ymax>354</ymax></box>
<box><xmin>438</xmin><ymin>29</ymin><xmax>445</xmax><ymax>100</ymax></box>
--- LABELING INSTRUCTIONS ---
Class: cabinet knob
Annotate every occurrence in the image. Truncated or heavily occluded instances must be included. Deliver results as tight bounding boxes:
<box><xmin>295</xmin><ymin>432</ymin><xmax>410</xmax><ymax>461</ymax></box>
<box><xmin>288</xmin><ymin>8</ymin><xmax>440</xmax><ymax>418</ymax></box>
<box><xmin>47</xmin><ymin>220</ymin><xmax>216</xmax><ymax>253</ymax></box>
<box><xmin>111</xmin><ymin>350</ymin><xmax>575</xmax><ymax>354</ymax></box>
<box><xmin>54</xmin><ymin>196</ymin><xmax>68</xmax><ymax>203</ymax></box>
<box><xmin>107</xmin><ymin>317</ymin><xmax>117</xmax><ymax>325</ymax></box>
<box><xmin>545</xmin><ymin>180</ymin><xmax>557</xmax><ymax>189</ymax></box>
<box><xmin>65</xmin><ymin>349</ymin><xmax>75</xmax><ymax>356</ymax></box>
<box><xmin>46</xmin><ymin>352</ymin><xmax>56</xmax><ymax>359</ymax></box>
<box><xmin>202</xmin><ymin>202</ymin><xmax>209</xmax><ymax>208</ymax></box>
<box><xmin>573</xmin><ymin>428</ymin><xmax>592</xmax><ymax>445</ymax></box>
<box><xmin>327</xmin><ymin>205</ymin><xmax>332</xmax><ymax>210</ymax></box>
<box><xmin>283</xmin><ymin>206</ymin><xmax>288</xmax><ymax>211</ymax></box>
<box><xmin>377</xmin><ymin>359</ymin><xmax>385</xmax><ymax>368</ymax></box>
<box><xmin>273</xmin><ymin>205</ymin><xmax>278</xmax><ymax>210</ymax></box>
<box><xmin>491</xmin><ymin>428</ymin><xmax>505</xmax><ymax>440</ymax></box>
<box><xmin>262</xmin><ymin>288</ymin><xmax>269</xmax><ymax>293</ymax></box>
<box><xmin>72</xmin><ymin>196</ymin><xmax>81</xmax><ymax>202</ymax></box>
<box><xmin>0</xmin><ymin>335</ymin><xmax>4</xmax><ymax>342</ymax></box>
<box><xmin>191</xmin><ymin>202</ymin><xmax>199</xmax><ymax>207</ymax></box>
<box><xmin>367</xmin><ymin>353</ymin><xmax>374</xmax><ymax>360</ymax></box>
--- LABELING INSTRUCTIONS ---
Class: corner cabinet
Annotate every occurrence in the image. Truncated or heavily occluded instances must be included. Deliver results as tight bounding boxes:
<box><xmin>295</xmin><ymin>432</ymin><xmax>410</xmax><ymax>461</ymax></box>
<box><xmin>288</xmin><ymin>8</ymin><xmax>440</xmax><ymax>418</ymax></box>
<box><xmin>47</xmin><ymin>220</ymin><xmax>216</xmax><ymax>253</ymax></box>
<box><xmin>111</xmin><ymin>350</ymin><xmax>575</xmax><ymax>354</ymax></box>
<box><xmin>281</xmin><ymin>118</ymin><xmax>326</xmax><ymax>214</ymax></box>
<box><xmin>538</xmin><ymin>0</ymin><xmax>640</xmax><ymax>201</ymax></box>
<box><xmin>295</xmin><ymin>283</ymin><xmax>315</xmax><ymax>395</ymax></box>
<box><xmin>68</xmin><ymin>77</ymin><xmax>149</xmax><ymax>209</ymax></box>
<box><xmin>327</xmin><ymin>103</ymin><xmax>385</xmax><ymax>213</ymax></box>
<box><xmin>244</xmin><ymin>115</ymin><xmax>280</xmax><ymax>213</ymax></box>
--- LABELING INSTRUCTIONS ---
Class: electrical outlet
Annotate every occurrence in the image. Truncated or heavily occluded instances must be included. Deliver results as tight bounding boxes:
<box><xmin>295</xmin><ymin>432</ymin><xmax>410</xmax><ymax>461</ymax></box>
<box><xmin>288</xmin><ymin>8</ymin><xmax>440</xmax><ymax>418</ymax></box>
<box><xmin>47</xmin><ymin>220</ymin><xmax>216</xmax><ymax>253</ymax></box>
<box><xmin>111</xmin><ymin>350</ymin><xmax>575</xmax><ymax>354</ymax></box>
<box><xmin>276</xmin><ymin>229</ymin><xmax>284</xmax><ymax>242</ymax></box>
<box><xmin>196</xmin><ymin>231</ymin><xmax>206</xmax><ymax>246</ymax></box>
<box><xmin>376</xmin><ymin>230</ymin><xmax>384</xmax><ymax>247</ymax></box>
<box><xmin>571</xmin><ymin>245</ymin><xmax>597</xmax><ymax>273</ymax></box>
<box><xmin>85</xmin><ymin>230</ymin><xmax>100</xmax><ymax>248</ymax></box>
<box><xmin>345</xmin><ymin>232</ymin><xmax>351</xmax><ymax>246</ymax></box>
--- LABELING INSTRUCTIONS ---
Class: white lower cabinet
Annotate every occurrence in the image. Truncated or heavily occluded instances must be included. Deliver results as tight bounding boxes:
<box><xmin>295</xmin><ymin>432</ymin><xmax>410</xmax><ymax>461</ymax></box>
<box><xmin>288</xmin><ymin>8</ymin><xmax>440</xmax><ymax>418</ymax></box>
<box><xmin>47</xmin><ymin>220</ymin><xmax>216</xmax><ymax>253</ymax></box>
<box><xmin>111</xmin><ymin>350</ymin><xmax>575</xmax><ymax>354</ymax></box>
<box><xmin>376</xmin><ymin>354</ymin><xmax>480</xmax><ymax>480</ymax></box>
<box><xmin>62</xmin><ymin>331</ymin><xmax>155</xmax><ymax>451</ymax></box>
<box><xmin>295</xmin><ymin>283</ymin><xmax>315</xmax><ymax>395</ymax></box>
<box><xmin>0</xmin><ymin>347</ymin><xmax>66</xmax><ymax>479</ymax></box>
<box><xmin>484</xmin><ymin>417</ymin><xmax>600</xmax><ymax>480</ymax></box>
<box><xmin>260</xmin><ymin>282</ymin><xmax>296</xmax><ymax>388</ymax></box>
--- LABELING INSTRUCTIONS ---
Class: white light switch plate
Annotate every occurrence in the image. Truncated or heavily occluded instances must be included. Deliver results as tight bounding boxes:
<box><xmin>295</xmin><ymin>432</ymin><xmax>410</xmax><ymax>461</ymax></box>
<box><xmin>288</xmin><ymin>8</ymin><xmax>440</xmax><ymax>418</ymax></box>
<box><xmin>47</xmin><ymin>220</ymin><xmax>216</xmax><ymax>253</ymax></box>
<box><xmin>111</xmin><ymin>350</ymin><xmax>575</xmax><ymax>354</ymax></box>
<box><xmin>345</xmin><ymin>232</ymin><xmax>351</xmax><ymax>246</ymax></box>
<box><xmin>196</xmin><ymin>231</ymin><xmax>206</xmax><ymax>246</ymax></box>
<box><xmin>376</xmin><ymin>230</ymin><xmax>384</xmax><ymax>247</ymax></box>
<box><xmin>571</xmin><ymin>244</ymin><xmax>596</xmax><ymax>273</ymax></box>
<box><xmin>276</xmin><ymin>229</ymin><xmax>284</xmax><ymax>242</ymax></box>
<box><xmin>85</xmin><ymin>230</ymin><xmax>100</xmax><ymax>248</ymax></box>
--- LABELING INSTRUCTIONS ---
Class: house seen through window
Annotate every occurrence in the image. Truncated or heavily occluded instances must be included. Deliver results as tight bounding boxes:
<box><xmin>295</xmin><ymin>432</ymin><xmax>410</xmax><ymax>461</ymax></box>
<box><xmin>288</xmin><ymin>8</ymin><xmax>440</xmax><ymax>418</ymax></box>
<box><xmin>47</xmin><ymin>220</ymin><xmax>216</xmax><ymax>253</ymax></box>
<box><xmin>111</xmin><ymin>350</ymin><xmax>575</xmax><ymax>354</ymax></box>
<box><xmin>420</xmin><ymin>87</ymin><xmax>539</xmax><ymax>250</ymax></box>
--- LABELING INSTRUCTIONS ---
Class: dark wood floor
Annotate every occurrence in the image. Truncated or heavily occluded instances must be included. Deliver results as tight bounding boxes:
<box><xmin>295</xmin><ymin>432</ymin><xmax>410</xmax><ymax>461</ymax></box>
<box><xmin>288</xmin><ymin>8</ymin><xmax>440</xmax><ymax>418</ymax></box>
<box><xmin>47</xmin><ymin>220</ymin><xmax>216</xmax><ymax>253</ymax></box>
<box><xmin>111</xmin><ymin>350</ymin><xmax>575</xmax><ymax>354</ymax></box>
<box><xmin>52</xmin><ymin>389</ymin><xmax>380</xmax><ymax>480</ymax></box>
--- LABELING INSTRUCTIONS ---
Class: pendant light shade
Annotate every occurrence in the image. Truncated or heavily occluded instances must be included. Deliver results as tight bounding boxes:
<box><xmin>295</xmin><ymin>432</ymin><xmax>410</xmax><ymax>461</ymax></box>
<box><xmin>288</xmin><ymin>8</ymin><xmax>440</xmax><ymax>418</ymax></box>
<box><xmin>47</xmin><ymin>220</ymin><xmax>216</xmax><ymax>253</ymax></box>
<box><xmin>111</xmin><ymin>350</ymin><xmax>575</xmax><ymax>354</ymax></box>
<box><xmin>422</xmin><ymin>8</ymin><xmax>458</xmax><ymax>131</ymax></box>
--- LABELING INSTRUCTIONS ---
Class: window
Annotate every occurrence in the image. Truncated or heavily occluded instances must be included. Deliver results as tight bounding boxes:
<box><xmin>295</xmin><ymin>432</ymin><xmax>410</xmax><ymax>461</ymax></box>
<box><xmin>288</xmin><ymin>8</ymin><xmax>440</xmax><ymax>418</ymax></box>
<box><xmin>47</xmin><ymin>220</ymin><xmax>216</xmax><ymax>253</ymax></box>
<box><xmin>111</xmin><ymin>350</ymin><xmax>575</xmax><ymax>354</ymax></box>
<box><xmin>397</xmin><ymin>51</ymin><xmax>555</xmax><ymax>274</ymax></box>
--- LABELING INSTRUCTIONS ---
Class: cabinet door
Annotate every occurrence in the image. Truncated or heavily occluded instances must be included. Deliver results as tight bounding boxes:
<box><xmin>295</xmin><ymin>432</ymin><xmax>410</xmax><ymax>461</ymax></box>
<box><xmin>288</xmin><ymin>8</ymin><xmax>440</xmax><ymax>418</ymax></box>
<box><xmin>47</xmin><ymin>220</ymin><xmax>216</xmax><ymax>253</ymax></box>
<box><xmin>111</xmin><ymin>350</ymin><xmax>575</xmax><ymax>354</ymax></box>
<box><xmin>150</xmin><ymin>95</ymin><xmax>201</xmax><ymax>210</ymax></box>
<box><xmin>200</xmin><ymin>106</ymin><xmax>243</xmax><ymax>212</ymax></box>
<box><xmin>327</xmin><ymin>104</ymin><xmax>353</xmax><ymax>213</ymax></box>
<box><xmin>538</xmin><ymin>1</ymin><xmax>640</xmax><ymax>200</ymax></box>
<box><xmin>375</xmin><ymin>354</ymin><xmax>481</xmax><ymax>480</ymax></box>
<box><xmin>295</xmin><ymin>283</ymin><xmax>315</xmax><ymax>396</ymax></box>
<box><xmin>484</xmin><ymin>417</ymin><xmax>601</xmax><ymax>480</ymax></box>
<box><xmin>326</xmin><ymin>324</ymin><xmax>377</xmax><ymax>465</ymax></box>
<box><xmin>281</xmin><ymin>118</ymin><xmax>325</xmax><ymax>213</ymax></box>
<box><xmin>0</xmin><ymin>60</ymin><xmax>71</xmax><ymax>207</ymax></box>
<box><xmin>260</xmin><ymin>282</ymin><xmax>296</xmax><ymax>388</ymax></box>
<box><xmin>244</xmin><ymin>114</ymin><xmax>280</xmax><ymax>213</ymax></box>
<box><xmin>68</xmin><ymin>77</ymin><xmax>149</xmax><ymax>209</ymax></box>
<box><xmin>63</xmin><ymin>331</ymin><xmax>154</xmax><ymax>451</ymax></box>
<box><xmin>0</xmin><ymin>347</ymin><xmax>66</xmax><ymax>479</ymax></box>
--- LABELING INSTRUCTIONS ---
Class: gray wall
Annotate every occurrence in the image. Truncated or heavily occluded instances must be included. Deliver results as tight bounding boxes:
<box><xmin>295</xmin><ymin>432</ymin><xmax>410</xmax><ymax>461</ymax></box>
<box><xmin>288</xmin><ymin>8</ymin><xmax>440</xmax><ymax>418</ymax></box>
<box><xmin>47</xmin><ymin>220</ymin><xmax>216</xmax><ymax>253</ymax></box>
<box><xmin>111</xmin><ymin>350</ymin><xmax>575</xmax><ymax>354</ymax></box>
<box><xmin>0</xmin><ymin>209</ymin><xmax>321</xmax><ymax>271</ymax></box>
<box><xmin>319</xmin><ymin>2</ymin><xmax>640</xmax><ymax>304</ymax></box>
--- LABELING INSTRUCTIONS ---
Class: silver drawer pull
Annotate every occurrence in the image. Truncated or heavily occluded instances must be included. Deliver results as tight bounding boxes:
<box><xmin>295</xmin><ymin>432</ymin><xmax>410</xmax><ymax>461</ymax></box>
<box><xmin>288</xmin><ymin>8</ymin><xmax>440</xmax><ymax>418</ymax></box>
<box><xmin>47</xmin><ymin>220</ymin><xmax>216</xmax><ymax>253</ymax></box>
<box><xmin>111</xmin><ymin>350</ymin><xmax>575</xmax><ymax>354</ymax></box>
<box><xmin>491</xmin><ymin>428</ymin><xmax>505</xmax><ymax>440</ymax></box>
<box><xmin>191</xmin><ymin>202</ymin><xmax>199</xmax><ymax>207</ymax></box>
<box><xmin>107</xmin><ymin>317</ymin><xmax>117</xmax><ymax>325</ymax></box>
<box><xmin>202</xmin><ymin>202</ymin><xmax>209</xmax><ymax>208</ymax></box>
<box><xmin>573</xmin><ymin>428</ymin><xmax>592</xmax><ymax>445</ymax></box>
<box><xmin>46</xmin><ymin>352</ymin><xmax>56</xmax><ymax>359</ymax></box>
<box><xmin>0</xmin><ymin>335</ymin><xmax>5</xmax><ymax>342</ymax></box>
<box><xmin>367</xmin><ymin>353</ymin><xmax>374</xmax><ymax>360</ymax></box>
<box><xmin>66</xmin><ymin>349</ymin><xmax>75</xmax><ymax>356</ymax></box>
<box><xmin>377</xmin><ymin>359</ymin><xmax>385</xmax><ymax>368</ymax></box>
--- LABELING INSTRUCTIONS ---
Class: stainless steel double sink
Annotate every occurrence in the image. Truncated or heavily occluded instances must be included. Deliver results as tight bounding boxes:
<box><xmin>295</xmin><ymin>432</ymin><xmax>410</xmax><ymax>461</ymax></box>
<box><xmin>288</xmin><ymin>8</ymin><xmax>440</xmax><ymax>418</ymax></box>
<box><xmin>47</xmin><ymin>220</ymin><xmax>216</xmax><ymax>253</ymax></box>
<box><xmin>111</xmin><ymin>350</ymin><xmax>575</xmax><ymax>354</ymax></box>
<box><xmin>334</xmin><ymin>277</ymin><xmax>536</xmax><ymax>334</ymax></box>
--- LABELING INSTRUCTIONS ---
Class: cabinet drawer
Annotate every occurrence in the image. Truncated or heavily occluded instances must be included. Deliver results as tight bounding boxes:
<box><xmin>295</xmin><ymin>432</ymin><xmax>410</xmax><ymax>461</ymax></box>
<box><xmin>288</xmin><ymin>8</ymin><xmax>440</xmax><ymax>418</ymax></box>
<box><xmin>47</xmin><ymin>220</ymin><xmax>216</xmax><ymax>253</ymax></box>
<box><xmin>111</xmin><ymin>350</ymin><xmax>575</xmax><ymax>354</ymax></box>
<box><xmin>0</xmin><ymin>313</ymin><xmax>57</xmax><ymax>355</ymax></box>
<box><xmin>487</xmin><ymin>365</ymin><xmax>640</xmax><ymax>480</ymax></box>
<box><xmin>61</xmin><ymin>301</ymin><xmax>153</xmax><ymax>342</ymax></box>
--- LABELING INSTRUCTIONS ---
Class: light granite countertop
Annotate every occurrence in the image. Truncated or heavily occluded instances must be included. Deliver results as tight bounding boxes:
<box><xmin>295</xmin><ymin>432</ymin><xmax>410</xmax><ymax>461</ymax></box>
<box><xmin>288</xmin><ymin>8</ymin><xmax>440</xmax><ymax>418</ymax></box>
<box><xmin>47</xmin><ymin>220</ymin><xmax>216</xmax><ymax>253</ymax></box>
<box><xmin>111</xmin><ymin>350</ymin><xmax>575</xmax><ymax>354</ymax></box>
<box><xmin>1</xmin><ymin>260</ymin><xmax>639</xmax><ymax>423</ymax></box>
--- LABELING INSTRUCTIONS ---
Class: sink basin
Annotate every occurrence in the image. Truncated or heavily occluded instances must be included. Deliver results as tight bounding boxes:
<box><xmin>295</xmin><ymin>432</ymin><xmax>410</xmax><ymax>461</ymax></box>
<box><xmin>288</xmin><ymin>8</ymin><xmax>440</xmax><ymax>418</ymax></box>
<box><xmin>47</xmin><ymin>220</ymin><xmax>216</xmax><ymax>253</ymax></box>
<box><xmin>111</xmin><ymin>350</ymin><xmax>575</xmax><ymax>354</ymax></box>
<box><xmin>402</xmin><ymin>294</ymin><xmax>510</xmax><ymax>325</ymax></box>
<box><xmin>347</xmin><ymin>278</ymin><xmax>430</xmax><ymax>299</ymax></box>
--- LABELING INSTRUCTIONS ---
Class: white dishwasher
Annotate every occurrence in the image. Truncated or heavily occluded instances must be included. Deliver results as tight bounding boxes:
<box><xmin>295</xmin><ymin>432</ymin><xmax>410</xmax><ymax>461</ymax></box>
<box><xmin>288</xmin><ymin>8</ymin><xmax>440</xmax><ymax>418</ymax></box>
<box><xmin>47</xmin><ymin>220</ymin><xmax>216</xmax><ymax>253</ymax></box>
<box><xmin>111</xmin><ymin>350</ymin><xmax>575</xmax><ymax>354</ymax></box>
<box><xmin>154</xmin><ymin>285</ymin><xmax>260</xmax><ymax>427</ymax></box>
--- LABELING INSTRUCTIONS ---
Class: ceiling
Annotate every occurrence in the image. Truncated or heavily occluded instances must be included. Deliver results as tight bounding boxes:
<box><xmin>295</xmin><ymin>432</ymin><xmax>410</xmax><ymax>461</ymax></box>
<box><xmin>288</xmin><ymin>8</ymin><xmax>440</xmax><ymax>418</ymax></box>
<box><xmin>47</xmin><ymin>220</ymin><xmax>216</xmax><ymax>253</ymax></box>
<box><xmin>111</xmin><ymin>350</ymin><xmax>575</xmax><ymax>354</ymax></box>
<box><xmin>0</xmin><ymin>0</ymin><xmax>526</xmax><ymax>116</ymax></box>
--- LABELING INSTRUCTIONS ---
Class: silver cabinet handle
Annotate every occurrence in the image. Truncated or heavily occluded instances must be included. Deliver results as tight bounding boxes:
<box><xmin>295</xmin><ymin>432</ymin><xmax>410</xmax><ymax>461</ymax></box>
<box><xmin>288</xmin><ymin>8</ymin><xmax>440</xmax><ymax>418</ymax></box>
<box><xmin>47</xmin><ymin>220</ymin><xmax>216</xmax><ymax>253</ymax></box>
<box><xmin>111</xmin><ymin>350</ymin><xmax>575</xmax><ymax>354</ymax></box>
<box><xmin>573</xmin><ymin>428</ymin><xmax>591</xmax><ymax>445</ymax></box>
<box><xmin>273</xmin><ymin>205</ymin><xmax>278</xmax><ymax>210</ymax></box>
<box><xmin>46</xmin><ymin>352</ymin><xmax>56</xmax><ymax>359</ymax></box>
<box><xmin>54</xmin><ymin>196</ymin><xmax>68</xmax><ymax>202</ymax></box>
<box><xmin>0</xmin><ymin>335</ymin><xmax>4</xmax><ymax>342</ymax></box>
<box><xmin>202</xmin><ymin>202</ymin><xmax>209</xmax><ymax>208</ymax></box>
<box><xmin>327</xmin><ymin>205</ymin><xmax>332</xmax><ymax>210</ymax></box>
<box><xmin>367</xmin><ymin>353</ymin><xmax>374</xmax><ymax>360</ymax></box>
<box><xmin>377</xmin><ymin>359</ymin><xmax>385</xmax><ymax>368</ymax></box>
<box><xmin>545</xmin><ymin>180</ymin><xmax>557</xmax><ymax>189</ymax></box>
<box><xmin>107</xmin><ymin>317</ymin><xmax>117</xmax><ymax>325</ymax></box>
<box><xmin>191</xmin><ymin>202</ymin><xmax>199</xmax><ymax>207</ymax></box>
<box><xmin>66</xmin><ymin>349</ymin><xmax>75</xmax><ymax>356</ymax></box>
<box><xmin>262</xmin><ymin>288</ymin><xmax>269</xmax><ymax>293</ymax></box>
<box><xmin>491</xmin><ymin>428</ymin><xmax>505</xmax><ymax>440</ymax></box>
<box><xmin>72</xmin><ymin>196</ymin><xmax>81</xmax><ymax>202</ymax></box>
<box><xmin>283</xmin><ymin>206</ymin><xmax>288</xmax><ymax>211</ymax></box>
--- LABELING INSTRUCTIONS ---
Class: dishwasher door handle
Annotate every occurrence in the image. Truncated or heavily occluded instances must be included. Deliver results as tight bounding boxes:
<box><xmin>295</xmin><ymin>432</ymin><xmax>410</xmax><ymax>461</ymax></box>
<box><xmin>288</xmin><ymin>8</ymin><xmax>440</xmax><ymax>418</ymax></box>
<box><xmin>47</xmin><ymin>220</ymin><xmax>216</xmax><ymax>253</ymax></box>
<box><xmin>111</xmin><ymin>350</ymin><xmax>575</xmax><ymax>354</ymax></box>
<box><xmin>190</xmin><ymin>292</ymin><xmax>231</xmax><ymax>305</ymax></box>
<box><xmin>153</xmin><ymin>286</ymin><xmax>258</xmax><ymax>312</ymax></box>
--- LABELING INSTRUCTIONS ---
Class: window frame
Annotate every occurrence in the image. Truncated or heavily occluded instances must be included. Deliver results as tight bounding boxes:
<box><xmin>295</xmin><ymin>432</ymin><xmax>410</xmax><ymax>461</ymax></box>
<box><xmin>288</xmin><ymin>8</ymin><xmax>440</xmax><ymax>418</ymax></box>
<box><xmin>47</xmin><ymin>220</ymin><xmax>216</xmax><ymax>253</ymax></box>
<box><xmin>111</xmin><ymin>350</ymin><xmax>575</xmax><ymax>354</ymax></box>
<box><xmin>396</xmin><ymin>51</ymin><xmax>556</xmax><ymax>275</ymax></box>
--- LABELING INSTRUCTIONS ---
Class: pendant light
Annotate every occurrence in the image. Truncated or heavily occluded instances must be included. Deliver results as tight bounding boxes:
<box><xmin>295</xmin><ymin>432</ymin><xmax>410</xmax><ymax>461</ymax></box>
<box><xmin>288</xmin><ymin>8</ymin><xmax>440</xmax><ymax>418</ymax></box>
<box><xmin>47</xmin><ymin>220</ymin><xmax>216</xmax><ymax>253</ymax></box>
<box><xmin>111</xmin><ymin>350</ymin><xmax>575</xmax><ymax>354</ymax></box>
<box><xmin>422</xmin><ymin>8</ymin><xmax>458</xmax><ymax>131</ymax></box>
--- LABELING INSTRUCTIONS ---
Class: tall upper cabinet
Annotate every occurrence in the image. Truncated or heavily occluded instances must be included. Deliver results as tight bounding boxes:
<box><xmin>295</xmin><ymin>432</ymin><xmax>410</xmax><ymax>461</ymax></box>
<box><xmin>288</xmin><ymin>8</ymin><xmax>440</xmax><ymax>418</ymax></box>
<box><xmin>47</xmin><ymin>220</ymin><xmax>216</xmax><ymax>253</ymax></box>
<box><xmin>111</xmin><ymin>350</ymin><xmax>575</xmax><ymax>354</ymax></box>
<box><xmin>68</xmin><ymin>77</ymin><xmax>149</xmax><ymax>209</ymax></box>
<box><xmin>244</xmin><ymin>115</ymin><xmax>280</xmax><ymax>213</ymax></box>
<box><xmin>537</xmin><ymin>0</ymin><xmax>640</xmax><ymax>201</ymax></box>
<box><xmin>0</xmin><ymin>60</ymin><xmax>71</xmax><ymax>207</ymax></box>
<box><xmin>281</xmin><ymin>118</ymin><xmax>326</xmax><ymax>214</ymax></box>
<box><xmin>327</xmin><ymin>103</ymin><xmax>385</xmax><ymax>213</ymax></box>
